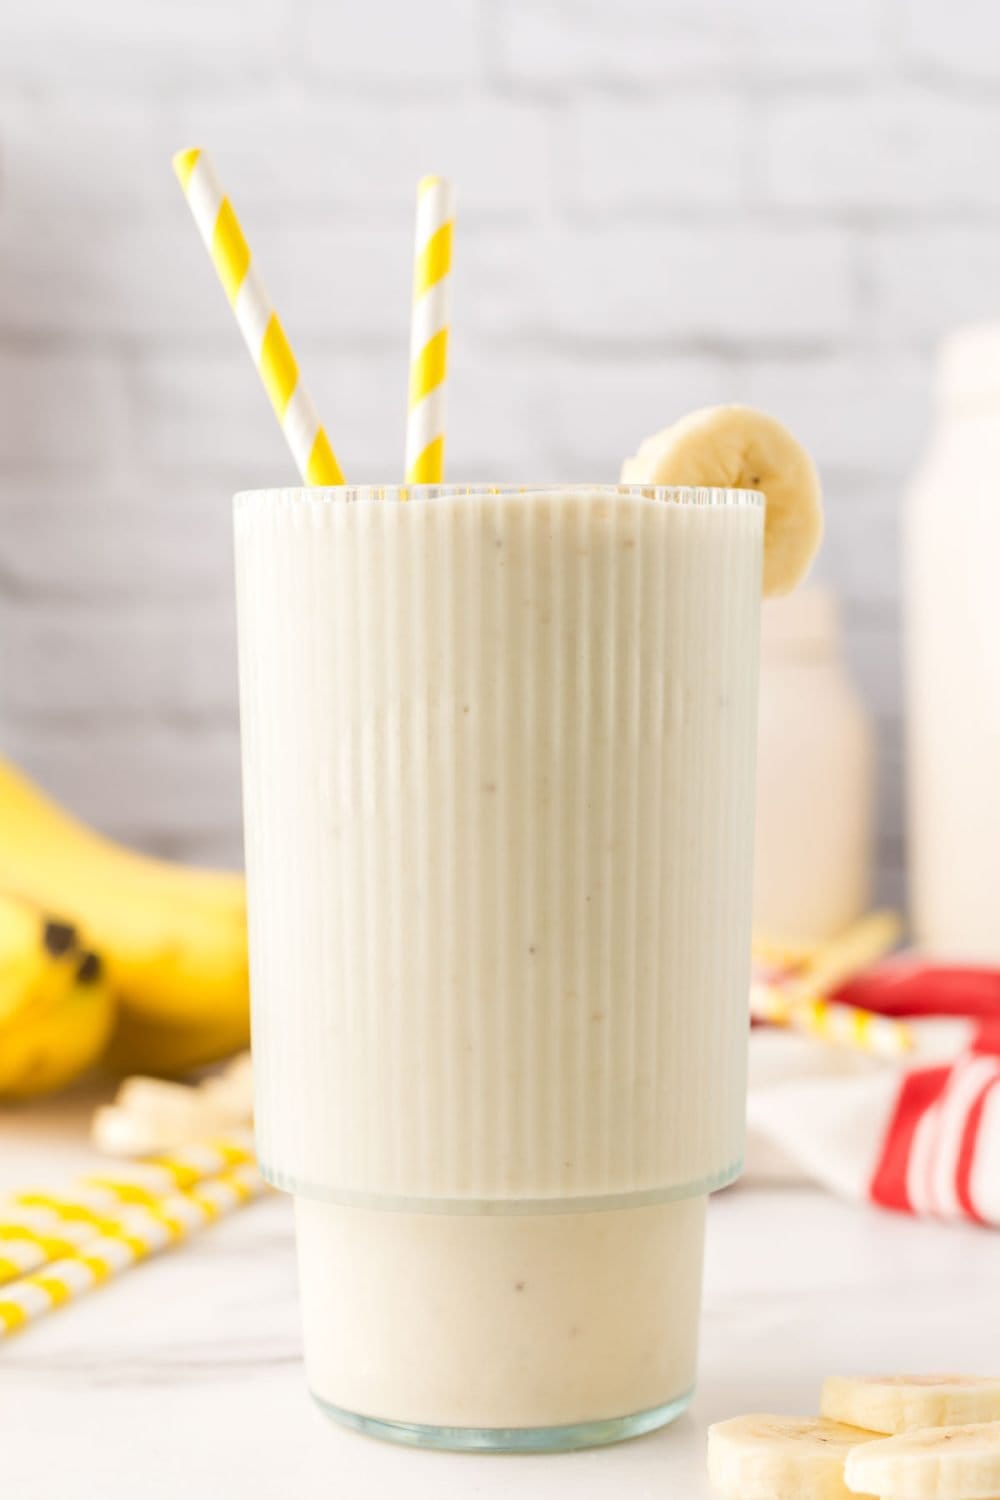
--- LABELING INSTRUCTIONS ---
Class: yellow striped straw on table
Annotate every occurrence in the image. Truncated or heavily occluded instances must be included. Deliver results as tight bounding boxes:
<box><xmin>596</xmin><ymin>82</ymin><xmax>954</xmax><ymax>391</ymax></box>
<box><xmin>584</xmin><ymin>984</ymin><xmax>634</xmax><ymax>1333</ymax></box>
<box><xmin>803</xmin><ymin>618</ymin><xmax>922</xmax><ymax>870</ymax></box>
<box><xmin>753</xmin><ymin>910</ymin><xmax>901</xmax><ymax>994</ymax></box>
<box><xmin>405</xmin><ymin>175</ymin><xmax>456</xmax><ymax>484</ymax></box>
<box><xmin>785</xmin><ymin>909</ymin><xmax>902</xmax><ymax>1003</ymax></box>
<box><xmin>750</xmin><ymin>910</ymin><xmax>909</xmax><ymax>1061</ymax></box>
<box><xmin>0</xmin><ymin>1209</ymin><xmax>152</xmax><ymax>1288</ymax></box>
<box><xmin>0</xmin><ymin>1163</ymin><xmax>264</xmax><ymax>1338</ymax></box>
<box><xmin>0</xmin><ymin>1131</ymin><xmax>254</xmax><ymax>1288</ymax></box>
<box><xmin>172</xmin><ymin>147</ymin><xmax>344</xmax><ymax>486</ymax></box>
<box><xmin>750</xmin><ymin>984</ymin><xmax>914</xmax><ymax>1061</ymax></box>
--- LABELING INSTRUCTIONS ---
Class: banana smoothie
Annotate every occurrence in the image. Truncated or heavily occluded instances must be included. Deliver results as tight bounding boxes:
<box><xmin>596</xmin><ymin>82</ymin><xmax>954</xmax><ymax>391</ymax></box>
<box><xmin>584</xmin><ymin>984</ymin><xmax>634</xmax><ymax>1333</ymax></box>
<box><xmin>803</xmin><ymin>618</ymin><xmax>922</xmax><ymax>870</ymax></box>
<box><xmin>236</xmin><ymin>431</ymin><xmax>821</xmax><ymax>1448</ymax></box>
<box><xmin>236</xmin><ymin>481</ymin><xmax>762</xmax><ymax>1443</ymax></box>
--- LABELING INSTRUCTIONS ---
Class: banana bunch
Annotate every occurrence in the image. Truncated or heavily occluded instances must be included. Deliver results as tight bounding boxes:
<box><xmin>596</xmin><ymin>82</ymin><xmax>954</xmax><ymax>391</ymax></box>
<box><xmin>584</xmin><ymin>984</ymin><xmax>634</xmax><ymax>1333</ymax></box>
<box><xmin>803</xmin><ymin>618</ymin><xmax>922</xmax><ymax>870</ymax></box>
<box><xmin>0</xmin><ymin>895</ymin><xmax>113</xmax><ymax>1099</ymax></box>
<box><xmin>0</xmin><ymin>758</ymin><xmax>250</xmax><ymax>1098</ymax></box>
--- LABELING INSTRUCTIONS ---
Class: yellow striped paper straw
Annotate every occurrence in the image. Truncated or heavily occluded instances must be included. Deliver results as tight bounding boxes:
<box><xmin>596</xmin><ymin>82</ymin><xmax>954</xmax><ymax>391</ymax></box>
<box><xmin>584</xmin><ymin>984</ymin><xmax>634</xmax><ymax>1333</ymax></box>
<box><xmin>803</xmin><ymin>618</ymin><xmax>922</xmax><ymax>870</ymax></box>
<box><xmin>0</xmin><ymin>1164</ymin><xmax>264</xmax><ymax>1338</ymax></box>
<box><xmin>1</xmin><ymin>1131</ymin><xmax>253</xmax><ymax>1247</ymax></box>
<box><xmin>753</xmin><ymin>910</ymin><xmax>901</xmax><ymax>994</ymax></box>
<box><xmin>80</xmin><ymin>1128</ymin><xmax>255</xmax><ymax>1195</ymax></box>
<box><xmin>750</xmin><ymin>984</ymin><xmax>914</xmax><ymax>1061</ymax></box>
<box><xmin>750</xmin><ymin>910</ymin><xmax>907</xmax><ymax>1061</ymax></box>
<box><xmin>785</xmin><ymin>909</ymin><xmax>902</xmax><ymax>1003</ymax></box>
<box><xmin>0</xmin><ymin>1192</ymin><xmax>248</xmax><ymax>1287</ymax></box>
<box><xmin>172</xmin><ymin>147</ymin><xmax>344</xmax><ymax>486</ymax></box>
<box><xmin>405</xmin><ymin>175</ymin><xmax>456</xmax><ymax>484</ymax></box>
<box><xmin>0</xmin><ymin>1211</ymin><xmax>137</xmax><ymax>1287</ymax></box>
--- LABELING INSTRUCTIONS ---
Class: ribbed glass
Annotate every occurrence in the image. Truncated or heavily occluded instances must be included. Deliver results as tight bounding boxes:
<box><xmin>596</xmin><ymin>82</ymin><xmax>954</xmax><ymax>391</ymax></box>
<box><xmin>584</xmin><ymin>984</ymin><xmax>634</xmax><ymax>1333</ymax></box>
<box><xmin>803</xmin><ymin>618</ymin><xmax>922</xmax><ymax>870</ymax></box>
<box><xmin>235</xmin><ymin>485</ymin><xmax>763</xmax><ymax>1210</ymax></box>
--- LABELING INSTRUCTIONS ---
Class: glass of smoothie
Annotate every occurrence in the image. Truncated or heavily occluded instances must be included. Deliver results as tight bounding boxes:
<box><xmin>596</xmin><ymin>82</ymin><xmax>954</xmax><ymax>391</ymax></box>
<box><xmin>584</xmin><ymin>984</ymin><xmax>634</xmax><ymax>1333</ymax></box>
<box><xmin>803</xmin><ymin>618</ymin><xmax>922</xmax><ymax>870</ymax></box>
<box><xmin>235</xmin><ymin>423</ymin><xmax>821</xmax><ymax>1451</ymax></box>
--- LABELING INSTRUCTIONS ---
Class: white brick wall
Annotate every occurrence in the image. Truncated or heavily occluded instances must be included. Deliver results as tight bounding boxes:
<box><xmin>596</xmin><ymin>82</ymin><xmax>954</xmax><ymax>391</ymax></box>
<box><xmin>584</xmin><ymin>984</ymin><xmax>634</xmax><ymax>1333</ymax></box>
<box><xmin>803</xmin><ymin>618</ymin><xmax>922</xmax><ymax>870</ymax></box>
<box><xmin>765</xmin><ymin>91</ymin><xmax>1000</xmax><ymax>210</ymax></box>
<box><xmin>2</xmin><ymin>0</ymin><xmax>997</xmax><ymax>903</ymax></box>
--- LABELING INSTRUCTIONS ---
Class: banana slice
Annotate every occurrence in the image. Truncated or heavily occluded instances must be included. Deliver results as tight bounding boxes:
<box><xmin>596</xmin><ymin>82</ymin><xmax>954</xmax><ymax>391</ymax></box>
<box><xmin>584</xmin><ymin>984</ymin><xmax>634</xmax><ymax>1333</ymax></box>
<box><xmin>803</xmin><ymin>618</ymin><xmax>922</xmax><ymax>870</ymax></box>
<box><xmin>93</xmin><ymin>1066</ymin><xmax>255</xmax><ymax>1156</ymax></box>
<box><xmin>824</xmin><ymin>1375</ymin><xmax>1000</xmax><ymax>1436</ymax></box>
<box><xmin>202</xmin><ymin>1050</ymin><xmax>254</xmax><ymax>1117</ymax></box>
<box><xmin>845</xmin><ymin>1420</ymin><xmax>1000</xmax><ymax>1499</ymax></box>
<box><xmin>621</xmin><ymin>405</ymin><xmax>822</xmax><ymax>596</ymax></box>
<box><xmin>708</xmin><ymin>1414</ymin><xmax>879</xmax><ymax>1500</ymax></box>
<box><xmin>117</xmin><ymin>1074</ymin><xmax>232</xmax><ymax>1132</ymax></box>
<box><xmin>92</xmin><ymin>1103</ymin><xmax>167</xmax><ymax>1158</ymax></box>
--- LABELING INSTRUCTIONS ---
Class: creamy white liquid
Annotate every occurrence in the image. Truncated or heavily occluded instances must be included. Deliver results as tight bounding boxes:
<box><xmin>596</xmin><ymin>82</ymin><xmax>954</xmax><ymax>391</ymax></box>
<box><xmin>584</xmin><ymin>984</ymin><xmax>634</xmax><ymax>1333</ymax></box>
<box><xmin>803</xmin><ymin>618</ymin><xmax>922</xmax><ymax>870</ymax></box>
<box><xmin>235</xmin><ymin>486</ymin><xmax>762</xmax><ymax>1432</ymax></box>
<box><xmin>296</xmin><ymin>1196</ymin><xmax>705</xmax><ymax>1430</ymax></box>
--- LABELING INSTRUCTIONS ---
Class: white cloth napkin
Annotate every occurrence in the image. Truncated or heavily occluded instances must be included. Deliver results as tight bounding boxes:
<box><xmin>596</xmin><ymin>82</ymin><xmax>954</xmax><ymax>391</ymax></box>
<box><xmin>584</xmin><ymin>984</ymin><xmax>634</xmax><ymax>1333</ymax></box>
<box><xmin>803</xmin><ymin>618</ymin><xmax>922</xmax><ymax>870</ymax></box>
<box><xmin>743</xmin><ymin>961</ymin><xmax>1000</xmax><ymax>1227</ymax></box>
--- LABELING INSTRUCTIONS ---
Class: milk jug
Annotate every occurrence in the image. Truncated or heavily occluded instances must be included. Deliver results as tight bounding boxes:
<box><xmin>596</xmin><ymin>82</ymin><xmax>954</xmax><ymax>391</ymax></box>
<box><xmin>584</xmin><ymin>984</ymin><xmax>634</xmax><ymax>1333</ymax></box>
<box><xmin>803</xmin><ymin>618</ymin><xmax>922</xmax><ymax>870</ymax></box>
<box><xmin>753</xmin><ymin>587</ymin><xmax>874</xmax><ymax>942</ymax></box>
<box><xmin>906</xmin><ymin>323</ymin><xmax>1000</xmax><ymax>960</ymax></box>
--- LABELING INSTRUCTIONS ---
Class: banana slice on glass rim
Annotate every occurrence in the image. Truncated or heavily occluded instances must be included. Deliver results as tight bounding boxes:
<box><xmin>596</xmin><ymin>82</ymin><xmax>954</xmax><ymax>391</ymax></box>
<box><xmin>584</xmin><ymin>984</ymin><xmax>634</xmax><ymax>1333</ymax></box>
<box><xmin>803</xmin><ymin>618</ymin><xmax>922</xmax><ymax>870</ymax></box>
<box><xmin>707</xmin><ymin>1414</ymin><xmax>880</xmax><ymax>1500</ymax></box>
<box><xmin>621</xmin><ymin>404</ymin><xmax>823</xmax><ymax>597</ymax></box>
<box><xmin>844</xmin><ymin>1419</ymin><xmax>1000</xmax><ymax>1500</ymax></box>
<box><xmin>823</xmin><ymin>1375</ymin><xmax>1000</xmax><ymax>1437</ymax></box>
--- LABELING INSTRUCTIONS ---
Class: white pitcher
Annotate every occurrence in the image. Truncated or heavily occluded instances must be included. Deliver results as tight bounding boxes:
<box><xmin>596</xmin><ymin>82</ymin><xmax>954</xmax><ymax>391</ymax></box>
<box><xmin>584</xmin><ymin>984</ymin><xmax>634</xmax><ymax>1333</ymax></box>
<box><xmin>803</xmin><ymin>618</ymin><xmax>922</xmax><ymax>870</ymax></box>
<box><xmin>906</xmin><ymin>323</ymin><xmax>1000</xmax><ymax>960</ymax></box>
<box><xmin>753</xmin><ymin>586</ymin><xmax>874</xmax><ymax>943</ymax></box>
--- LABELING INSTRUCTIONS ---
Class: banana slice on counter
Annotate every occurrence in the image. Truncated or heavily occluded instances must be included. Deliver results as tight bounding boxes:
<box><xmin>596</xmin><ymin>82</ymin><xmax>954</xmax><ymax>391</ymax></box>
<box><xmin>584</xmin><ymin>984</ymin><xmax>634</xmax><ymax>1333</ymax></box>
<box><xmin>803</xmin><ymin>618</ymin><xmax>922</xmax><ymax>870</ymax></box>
<box><xmin>202</xmin><ymin>1050</ymin><xmax>254</xmax><ymax>1117</ymax></box>
<box><xmin>117</xmin><ymin>1075</ymin><xmax>238</xmax><ymax>1136</ymax></box>
<box><xmin>91</xmin><ymin>1104</ymin><xmax>167</xmax><ymax>1158</ymax></box>
<box><xmin>708</xmin><ymin>1414</ymin><xmax>879</xmax><ymax>1500</ymax></box>
<box><xmin>824</xmin><ymin>1376</ymin><xmax>1000</xmax><ymax>1436</ymax></box>
<box><xmin>845</xmin><ymin>1420</ymin><xmax>1000</xmax><ymax>1499</ymax></box>
<box><xmin>93</xmin><ymin>1052</ymin><xmax>255</xmax><ymax>1155</ymax></box>
<box><xmin>621</xmin><ymin>404</ymin><xmax>823</xmax><ymax>596</ymax></box>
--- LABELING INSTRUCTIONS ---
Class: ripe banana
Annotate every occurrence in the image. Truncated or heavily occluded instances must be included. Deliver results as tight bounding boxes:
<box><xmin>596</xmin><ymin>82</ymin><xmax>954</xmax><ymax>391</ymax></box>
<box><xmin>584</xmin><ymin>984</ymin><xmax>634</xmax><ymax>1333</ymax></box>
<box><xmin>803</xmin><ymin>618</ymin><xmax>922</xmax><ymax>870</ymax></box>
<box><xmin>103</xmin><ymin>1004</ymin><xmax>251</xmax><ymax>1078</ymax></box>
<box><xmin>0</xmin><ymin>945</ymin><xmax>115</xmax><ymax>1101</ymax></box>
<box><xmin>621</xmin><ymin>404</ymin><xmax>823</xmax><ymax>596</ymax></box>
<box><xmin>823</xmin><ymin>1375</ymin><xmax>1000</xmax><ymax>1436</ymax></box>
<box><xmin>0</xmin><ymin>893</ymin><xmax>79</xmax><ymax>1025</ymax></box>
<box><xmin>707</xmin><ymin>1414</ymin><xmax>879</xmax><ymax>1500</ymax></box>
<box><xmin>0</xmin><ymin>758</ymin><xmax>249</xmax><ymax>1066</ymax></box>
<box><xmin>845</xmin><ymin>1419</ymin><xmax>1000</xmax><ymax>1499</ymax></box>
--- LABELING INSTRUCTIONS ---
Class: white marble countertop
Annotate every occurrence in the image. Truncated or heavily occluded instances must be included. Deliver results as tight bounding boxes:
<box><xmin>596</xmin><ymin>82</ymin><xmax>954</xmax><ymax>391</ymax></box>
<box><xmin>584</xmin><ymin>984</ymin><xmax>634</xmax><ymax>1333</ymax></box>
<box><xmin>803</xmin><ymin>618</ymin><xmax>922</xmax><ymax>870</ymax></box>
<box><xmin>2</xmin><ymin>1089</ymin><xmax>997</xmax><ymax>1500</ymax></box>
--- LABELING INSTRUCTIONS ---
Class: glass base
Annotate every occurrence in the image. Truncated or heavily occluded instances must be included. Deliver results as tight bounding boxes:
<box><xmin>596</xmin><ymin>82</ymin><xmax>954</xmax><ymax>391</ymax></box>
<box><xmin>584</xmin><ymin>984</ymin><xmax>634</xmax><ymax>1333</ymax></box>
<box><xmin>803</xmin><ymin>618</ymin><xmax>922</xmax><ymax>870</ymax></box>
<box><xmin>310</xmin><ymin>1386</ymin><xmax>694</xmax><ymax>1453</ymax></box>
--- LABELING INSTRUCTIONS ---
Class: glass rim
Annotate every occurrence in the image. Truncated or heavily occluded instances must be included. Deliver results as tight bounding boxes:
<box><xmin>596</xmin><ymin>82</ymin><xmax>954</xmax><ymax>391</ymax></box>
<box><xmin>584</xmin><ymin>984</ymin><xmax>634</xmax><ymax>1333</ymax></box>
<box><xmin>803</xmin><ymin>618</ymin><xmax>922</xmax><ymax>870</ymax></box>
<box><xmin>235</xmin><ymin>483</ymin><xmax>764</xmax><ymax>509</ymax></box>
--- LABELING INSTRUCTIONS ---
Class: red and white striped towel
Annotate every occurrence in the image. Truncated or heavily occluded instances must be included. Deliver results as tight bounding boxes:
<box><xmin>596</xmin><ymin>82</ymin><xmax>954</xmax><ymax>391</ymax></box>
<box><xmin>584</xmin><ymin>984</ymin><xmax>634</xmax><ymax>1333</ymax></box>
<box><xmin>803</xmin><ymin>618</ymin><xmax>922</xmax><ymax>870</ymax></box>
<box><xmin>745</xmin><ymin>959</ymin><xmax>1000</xmax><ymax>1227</ymax></box>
